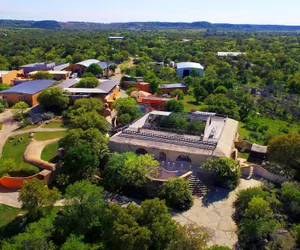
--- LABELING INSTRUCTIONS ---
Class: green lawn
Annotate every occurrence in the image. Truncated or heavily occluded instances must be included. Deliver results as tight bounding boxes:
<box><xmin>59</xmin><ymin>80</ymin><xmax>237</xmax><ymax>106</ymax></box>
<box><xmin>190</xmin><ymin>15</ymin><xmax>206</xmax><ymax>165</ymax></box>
<box><xmin>180</xmin><ymin>95</ymin><xmax>205</xmax><ymax>112</ymax></box>
<box><xmin>34</xmin><ymin>131</ymin><xmax>67</xmax><ymax>141</ymax></box>
<box><xmin>0</xmin><ymin>134</ymin><xmax>39</xmax><ymax>177</ymax></box>
<box><xmin>41</xmin><ymin>120</ymin><xmax>67</xmax><ymax>129</ymax></box>
<box><xmin>0</xmin><ymin>205</ymin><xmax>20</xmax><ymax>228</ymax></box>
<box><xmin>17</xmin><ymin>124</ymin><xmax>39</xmax><ymax>131</ymax></box>
<box><xmin>41</xmin><ymin>142</ymin><xmax>60</xmax><ymax>163</ymax></box>
<box><xmin>238</xmin><ymin>117</ymin><xmax>300</xmax><ymax>145</ymax></box>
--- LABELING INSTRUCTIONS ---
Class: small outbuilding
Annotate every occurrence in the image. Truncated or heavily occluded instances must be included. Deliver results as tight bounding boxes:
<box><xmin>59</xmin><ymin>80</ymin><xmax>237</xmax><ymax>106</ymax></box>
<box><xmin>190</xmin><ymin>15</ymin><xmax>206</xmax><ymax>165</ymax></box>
<box><xmin>176</xmin><ymin>62</ymin><xmax>204</xmax><ymax>78</ymax></box>
<box><xmin>159</xmin><ymin>83</ymin><xmax>188</xmax><ymax>94</ymax></box>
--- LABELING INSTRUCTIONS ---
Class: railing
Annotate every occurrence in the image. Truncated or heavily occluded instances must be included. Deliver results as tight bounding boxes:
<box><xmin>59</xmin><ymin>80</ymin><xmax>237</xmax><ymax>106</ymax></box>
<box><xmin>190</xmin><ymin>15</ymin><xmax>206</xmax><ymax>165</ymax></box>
<box><xmin>121</xmin><ymin>129</ymin><xmax>217</xmax><ymax>150</ymax></box>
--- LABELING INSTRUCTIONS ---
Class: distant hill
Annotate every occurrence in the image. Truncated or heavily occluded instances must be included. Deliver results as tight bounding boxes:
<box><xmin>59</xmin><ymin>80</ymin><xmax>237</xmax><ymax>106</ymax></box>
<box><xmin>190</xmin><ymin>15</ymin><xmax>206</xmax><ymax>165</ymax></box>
<box><xmin>0</xmin><ymin>19</ymin><xmax>300</xmax><ymax>32</ymax></box>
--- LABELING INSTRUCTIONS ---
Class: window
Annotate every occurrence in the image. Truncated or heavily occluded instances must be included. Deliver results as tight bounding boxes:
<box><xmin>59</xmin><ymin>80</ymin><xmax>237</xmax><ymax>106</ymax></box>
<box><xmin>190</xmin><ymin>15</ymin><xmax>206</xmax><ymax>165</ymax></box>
<box><xmin>19</xmin><ymin>96</ymin><xmax>26</xmax><ymax>101</ymax></box>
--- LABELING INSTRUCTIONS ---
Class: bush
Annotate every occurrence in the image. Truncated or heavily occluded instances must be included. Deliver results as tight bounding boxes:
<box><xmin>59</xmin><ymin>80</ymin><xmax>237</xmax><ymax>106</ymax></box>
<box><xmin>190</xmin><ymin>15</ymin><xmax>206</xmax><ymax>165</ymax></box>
<box><xmin>164</xmin><ymin>100</ymin><xmax>184</xmax><ymax>113</ymax></box>
<box><xmin>0</xmin><ymin>121</ymin><xmax>2</xmax><ymax>130</ymax></box>
<box><xmin>158</xmin><ymin>178</ymin><xmax>193</xmax><ymax>210</ymax></box>
<box><xmin>203</xmin><ymin>158</ymin><xmax>241</xmax><ymax>190</ymax></box>
<box><xmin>0</xmin><ymin>102</ymin><xmax>4</xmax><ymax>113</ymax></box>
<box><xmin>19</xmin><ymin>118</ymin><xmax>33</xmax><ymax>128</ymax></box>
<box><xmin>41</xmin><ymin>112</ymin><xmax>55</xmax><ymax>120</ymax></box>
<box><xmin>170</xmin><ymin>89</ymin><xmax>184</xmax><ymax>100</ymax></box>
<box><xmin>126</xmin><ymin>87</ymin><xmax>138</xmax><ymax>95</ymax></box>
<box><xmin>117</xmin><ymin>113</ymin><xmax>132</xmax><ymax>126</ymax></box>
<box><xmin>76</xmin><ymin>77</ymin><xmax>99</xmax><ymax>88</ymax></box>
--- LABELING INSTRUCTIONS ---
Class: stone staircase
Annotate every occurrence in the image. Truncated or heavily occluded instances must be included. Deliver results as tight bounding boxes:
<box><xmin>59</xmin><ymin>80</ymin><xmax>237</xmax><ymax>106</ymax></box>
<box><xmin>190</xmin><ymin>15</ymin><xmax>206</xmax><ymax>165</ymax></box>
<box><xmin>188</xmin><ymin>174</ymin><xmax>210</xmax><ymax>197</ymax></box>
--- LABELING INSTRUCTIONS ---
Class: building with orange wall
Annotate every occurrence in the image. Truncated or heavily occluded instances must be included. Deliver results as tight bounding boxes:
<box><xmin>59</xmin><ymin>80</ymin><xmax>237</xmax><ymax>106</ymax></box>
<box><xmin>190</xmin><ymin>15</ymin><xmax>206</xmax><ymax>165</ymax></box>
<box><xmin>0</xmin><ymin>80</ymin><xmax>55</xmax><ymax>106</ymax></box>
<box><xmin>0</xmin><ymin>69</ymin><xmax>24</xmax><ymax>85</ymax></box>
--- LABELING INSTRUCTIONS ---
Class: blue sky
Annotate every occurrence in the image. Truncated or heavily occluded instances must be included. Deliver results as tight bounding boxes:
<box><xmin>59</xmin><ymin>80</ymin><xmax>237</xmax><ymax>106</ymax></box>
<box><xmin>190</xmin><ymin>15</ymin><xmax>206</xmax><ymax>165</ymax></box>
<box><xmin>1</xmin><ymin>0</ymin><xmax>300</xmax><ymax>25</ymax></box>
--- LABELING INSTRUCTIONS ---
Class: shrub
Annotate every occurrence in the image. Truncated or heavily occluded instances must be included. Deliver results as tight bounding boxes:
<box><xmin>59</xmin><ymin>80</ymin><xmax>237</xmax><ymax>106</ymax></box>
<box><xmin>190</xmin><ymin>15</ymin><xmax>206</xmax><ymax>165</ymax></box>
<box><xmin>203</xmin><ymin>158</ymin><xmax>241</xmax><ymax>190</ymax></box>
<box><xmin>164</xmin><ymin>100</ymin><xmax>184</xmax><ymax>113</ymax></box>
<box><xmin>118</xmin><ymin>113</ymin><xmax>132</xmax><ymax>126</ymax></box>
<box><xmin>76</xmin><ymin>77</ymin><xmax>99</xmax><ymax>88</ymax></box>
<box><xmin>126</xmin><ymin>87</ymin><xmax>138</xmax><ymax>95</ymax></box>
<box><xmin>0</xmin><ymin>102</ymin><xmax>4</xmax><ymax>113</ymax></box>
<box><xmin>158</xmin><ymin>178</ymin><xmax>193</xmax><ymax>210</ymax></box>
<box><xmin>0</xmin><ymin>121</ymin><xmax>2</xmax><ymax>130</ymax></box>
<box><xmin>170</xmin><ymin>89</ymin><xmax>184</xmax><ymax>100</ymax></box>
<box><xmin>41</xmin><ymin>112</ymin><xmax>55</xmax><ymax>120</ymax></box>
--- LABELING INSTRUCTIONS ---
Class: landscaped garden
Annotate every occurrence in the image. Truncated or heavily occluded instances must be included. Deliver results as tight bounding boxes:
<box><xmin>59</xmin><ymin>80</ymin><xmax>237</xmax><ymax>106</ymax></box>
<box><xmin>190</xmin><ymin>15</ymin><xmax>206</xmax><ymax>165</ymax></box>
<box><xmin>33</xmin><ymin>131</ymin><xmax>67</xmax><ymax>141</ymax></box>
<box><xmin>0</xmin><ymin>134</ymin><xmax>39</xmax><ymax>177</ymax></box>
<box><xmin>41</xmin><ymin>142</ymin><xmax>60</xmax><ymax>163</ymax></box>
<box><xmin>41</xmin><ymin>120</ymin><xmax>68</xmax><ymax>129</ymax></box>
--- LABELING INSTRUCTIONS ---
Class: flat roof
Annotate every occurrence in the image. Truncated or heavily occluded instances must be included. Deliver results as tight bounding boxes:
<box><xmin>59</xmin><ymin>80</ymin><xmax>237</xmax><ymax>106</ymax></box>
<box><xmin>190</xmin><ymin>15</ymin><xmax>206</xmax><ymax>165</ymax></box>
<box><xmin>57</xmin><ymin>79</ymin><xmax>78</xmax><ymax>88</ymax></box>
<box><xmin>75</xmin><ymin>59</ymin><xmax>100</xmax><ymax>68</ymax></box>
<box><xmin>159</xmin><ymin>83</ymin><xmax>187</xmax><ymax>89</ymax></box>
<box><xmin>64</xmin><ymin>88</ymin><xmax>106</xmax><ymax>94</ymax></box>
<box><xmin>29</xmin><ymin>70</ymin><xmax>70</xmax><ymax>75</ymax></box>
<box><xmin>217</xmin><ymin>52</ymin><xmax>246</xmax><ymax>57</ymax></box>
<box><xmin>96</xmin><ymin>79</ymin><xmax>118</xmax><ymax>93</ymax></box>
<box><xmin>0</xmin><ymin>80</ymin><xmax>55</xmax><ymax>95</ymax></box>
<box><xmin>177</xmin><ymin>62</ymin><xmax>204</xmax><ymax>69</ymax></box>
<box><xmin>0</xmin><ymin>71</ymin><xmax>10</xmax><ymax>77</ymax></box>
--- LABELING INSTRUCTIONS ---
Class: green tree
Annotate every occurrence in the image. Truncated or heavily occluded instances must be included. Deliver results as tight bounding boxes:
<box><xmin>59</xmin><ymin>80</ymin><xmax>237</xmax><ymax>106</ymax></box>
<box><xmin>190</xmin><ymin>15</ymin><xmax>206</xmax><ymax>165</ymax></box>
<box><xmin>268</xmin><ymin>134</ymin><xmax>300</xmax><ymax>169</ymax></box>
<box><xmin>62</xmin><ymin>144</ymin><xmax>100</xmax><ymax>182</ymax></box>
<box><xmin>190</xmin><ymin>68</ymin><xmax>201</xmax><ymax>77</ymax></box>
<box><xmin>112</xmin><ymin>97</ymin><xmax>142</xmax><ymax>120</ymax></box>
<box><xmin>59</xmin><ymin>180</ymin><xmax>105</xmax><ymax>237</ymax></box>
<box><xmin>68</xmin><ymin>98</ymin><xmax>104</xmax><ymax>118</ymax></box>
<box><xmin>0</xmin><ymin>83</ymin><xmax>10</xmax><ymax>91</ymax></box>
<box><xmin>118</xmin><ymin>113</ymin><xmax>132</xmax><ymax>126</ymax></box>
<box><xmin>0</xmin><ymin>102</ymin><xmax>4</xmax><ymax>113</ymax></box>
<box><xmin>38</xmin><ymin>87</ymin><xmax>69</xmax><ymax>111</ymax></box>
<box><xmin>71</xmin><ymin>111</ymin><xmax>109</xmax><ymax>134</ymax></box>
<box><xmin>61</xmin><ymin>128</ymin><xmax>109</xmax><ymax>159</ymax></box>
<box><xmin>167</xmin><ymin>224</ymin><xmax>209</xmax><ymax>250</ymax></box>
<box><xmin>164</xmin><ymin>100</ymin><xmax>184</xmax><ymax>112</ymax></box>
<box><xmin>11</xmin><ymin>101</ymin><xmax>29</xmax><ymax>121</ymax></box>
<box><xmin>104</xmin><ymin>152</ymin><xmax>159</xmax><ymax>191</ymax></box>
<box><xmin>281</xmin><ymin>182</ymin><xmax>300</xmax><ymax>218</ymax></box>
<box><xmin>30</xmin><ymin>71</ymin><xmax>53</xmax><ymax>80</ymax></box>
<box><xmin>193</xmin><ymin>85</ymin><xmax>208</xmax><ymax>103</ymax></box>
<box><xmin>170</xmin><ymin>89</ymin><xmax>184</xmax><ymax>100</ymax></box>
<box><xmin>86</xmin><ymin>63</ymin><xmax>103</xmax><ymax>76</ymax></box>
<box><xmin>76</xmin><ymin>77</ymin><xmax>100</xmax><ymax>88</ymax></box>
<box><xmin>19</xmin><ymin>179</ymin><xmax>61</xmax><ymax>219</ymax></box>
<box><xmin>1</xmin><ymin>216</ymin><xmax>56</xmax><ymax>250</ymax></box>
<box><xmin>61</xmin><ymin>235</ymin><xmax>89</xmax><ymax>250</ymax></box>
<box><xmin>158</xmin><ymin>178</ymin><xmax>193</xmax><ymax>210</ymax></box>
<box><xmin>203</xmin><ymin>158</ymin><xmax>241</xmax><ymax>189</ymax></box>
<box><xmin>109</xmin><ymin>64</ymin><xmax>117</xmax><ymax>74</ymax></box>
<box><xmin>204</xmin><ymin>94</ymin><xmax>240</xmax><ymax>120</ymax></box>
<box><xmin>102</xmin><ymin>203</ymin><xmax>152</xmax><ymax>250</ymax></box>
<box><xmin>214</xmin><ymin>86</ymin><xmax>228</xmax><ymax>94</ymax></box>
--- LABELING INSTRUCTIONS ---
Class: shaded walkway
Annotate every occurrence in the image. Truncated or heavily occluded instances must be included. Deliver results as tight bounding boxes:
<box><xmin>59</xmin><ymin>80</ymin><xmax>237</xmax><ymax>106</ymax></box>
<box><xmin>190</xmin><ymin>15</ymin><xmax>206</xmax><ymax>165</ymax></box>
<box><xmin>173</xmin><ymin>178</ymin><xmax>262</xmax><ymax>248</ymax></box>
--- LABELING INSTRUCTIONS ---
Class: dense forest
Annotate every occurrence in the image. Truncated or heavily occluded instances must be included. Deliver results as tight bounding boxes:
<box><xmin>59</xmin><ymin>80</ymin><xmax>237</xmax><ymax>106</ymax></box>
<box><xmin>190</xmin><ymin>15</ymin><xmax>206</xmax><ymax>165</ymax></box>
<box><xmin>1</xmin><ymin>19</ymin><xmax>300</xmax><ymax>31</ymax></box>
<box><xmin>1</xmin><ymin>26</ymin><xmax>300</xmax><ymax>249</ymax></box>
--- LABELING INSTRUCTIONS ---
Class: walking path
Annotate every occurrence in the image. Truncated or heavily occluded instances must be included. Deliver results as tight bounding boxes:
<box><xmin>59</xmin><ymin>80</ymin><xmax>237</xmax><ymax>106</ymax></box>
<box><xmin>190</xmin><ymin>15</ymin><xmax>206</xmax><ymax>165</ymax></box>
<box><xmin>173</xmin><ymin>178</ymin><xmax>262</xmax><ymax>248</ymax></box>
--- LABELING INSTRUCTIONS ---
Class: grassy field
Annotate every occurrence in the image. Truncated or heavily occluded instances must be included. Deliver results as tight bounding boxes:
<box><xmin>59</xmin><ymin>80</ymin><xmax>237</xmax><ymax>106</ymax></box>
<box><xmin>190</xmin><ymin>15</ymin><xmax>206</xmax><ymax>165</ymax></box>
<box><xmin>0</xmin><ymin>205</ymin><xmax>20</xmax><ymax>228</ymax></box>
<box><xmin>17</xmin><ymin>124</ymin><xmax>39</xmax><ymax>131</ymax></box>
<box><xmin>238</xmin><ymin>117</ymin><xmax>300</xmax><ymax>145</ymax></box>
<box><xmin>41</xmin><ymin>142</ymin><xmax>60</xmax><ymax>163</ymax></box>
<box><xmin>34</xmin><ymin>131</ymin><xmax>67</xmax><ymax>141</ymax></box>
<box><xmin>41</xmin><ymin>120</ymin><xmax>66</xmax><ymax>129</ymax></box>
<box><xmin>180</xmin><ymin>95</ymin><xmax>205</xmax><ymax>112</ymax></box>
<box><xmin>0</xmin><ymin>134</ymin><xmax>39</xmax><ymax>177</ymax></box>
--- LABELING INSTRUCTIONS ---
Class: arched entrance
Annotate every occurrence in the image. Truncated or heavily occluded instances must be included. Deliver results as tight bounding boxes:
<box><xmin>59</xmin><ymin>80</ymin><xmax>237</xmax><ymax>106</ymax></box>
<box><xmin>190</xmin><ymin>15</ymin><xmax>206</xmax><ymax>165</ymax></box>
<box><xmin>136</xmin><ymin>148</ymin><xmax>148</xmax><ymax>155</ymax></box>
<box><xmin>159</xmin><ymin>152</ymin><xmax>167</xmax><ymax>161</ymax></box>
<box><xmin>176</xmin><ymin>155</ymin><xmax>192</xmax><ymax>164</ymax></box>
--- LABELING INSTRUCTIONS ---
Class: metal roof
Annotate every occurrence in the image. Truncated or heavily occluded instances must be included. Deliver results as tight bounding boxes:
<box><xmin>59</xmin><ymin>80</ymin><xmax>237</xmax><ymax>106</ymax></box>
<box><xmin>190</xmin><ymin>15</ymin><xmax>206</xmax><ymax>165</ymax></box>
<box><xmin>98</xmin><ymin>61</ymin><xmax>113</xmax><ymax>70</ymax></box>
<box><xmin>177</xmin><ymin>62</ymin><xmax>204</xmax><ymax>69</ymax></box>
<box><xmin>57</xmin><ymin>79</ymin><xmax>78</xmax><ymax>88</ymax></box>
<box><xmin>64</xmin><ymin>88</ymin><xmax>106</xmax><ymax>94</ymax></box>
<box><xmin>0</xmin><ymin>80</ymin><xmax>55</xmax><ymax>95</ymax></box>
<box><xmin>75</xmin><ymin>59</ymin><xmax>100</xmax><ymax>68</ymax></box>
<box><xmin>96</xmin><ymin>79</ymin><xmax>118</xmax><ymax>93</ymax></box>
<box><xmin>217</xmin><ymin>52</ymin><xmax>246</xmax><ymax>57</ymax></box>
<box><xmin>159</xmin><ymin>83</ymin><xmax>187</xmax><ymax>89</ymax></box>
